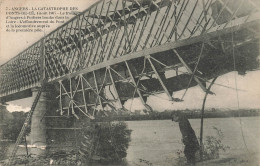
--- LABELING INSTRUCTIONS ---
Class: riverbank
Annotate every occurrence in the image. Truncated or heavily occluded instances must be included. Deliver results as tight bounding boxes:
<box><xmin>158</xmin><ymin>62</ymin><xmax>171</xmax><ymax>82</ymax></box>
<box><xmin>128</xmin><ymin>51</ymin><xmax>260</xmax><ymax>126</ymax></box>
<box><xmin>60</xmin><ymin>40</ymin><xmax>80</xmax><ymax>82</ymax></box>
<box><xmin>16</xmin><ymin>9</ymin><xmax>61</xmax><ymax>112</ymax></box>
<box><xmin>1</xmin><ymin>117</ymin><xmax>259</xmax><ymax>165</ymax></box>
<box><xmin>95</xmin><ymin>109</ymin><xmax>260</xmax><ymax>122</ymax></box>
<box><xmin>1</xmin><ymin>152</ymin><xmax>259</xmax><ymax>166</ymax></box>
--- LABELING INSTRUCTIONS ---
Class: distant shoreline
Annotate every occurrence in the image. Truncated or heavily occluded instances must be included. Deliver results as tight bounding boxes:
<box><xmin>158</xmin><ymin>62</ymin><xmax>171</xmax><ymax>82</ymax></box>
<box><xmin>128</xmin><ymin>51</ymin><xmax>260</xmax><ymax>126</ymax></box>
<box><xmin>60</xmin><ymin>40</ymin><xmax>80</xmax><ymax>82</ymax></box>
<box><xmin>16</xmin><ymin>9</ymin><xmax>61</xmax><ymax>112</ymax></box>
<box><xmin>106</xmin><ymin>109</ymin><xmax>260</xmax><ymax>121</ymax></box>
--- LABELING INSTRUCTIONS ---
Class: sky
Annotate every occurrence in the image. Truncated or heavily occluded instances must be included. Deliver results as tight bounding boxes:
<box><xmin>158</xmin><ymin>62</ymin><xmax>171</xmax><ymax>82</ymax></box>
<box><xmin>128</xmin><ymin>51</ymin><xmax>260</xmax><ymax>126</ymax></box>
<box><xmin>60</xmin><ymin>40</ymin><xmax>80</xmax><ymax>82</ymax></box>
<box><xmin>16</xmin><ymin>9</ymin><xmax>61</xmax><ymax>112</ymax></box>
<box><xmin>0</xmin><ymin>0</ymin><xmax>99</xmax><ymax>64</ymax></box>
<box><xmin>0</xmin><ymin>0</ymin><xmax>260</xmax><ymax>112</ymax></box>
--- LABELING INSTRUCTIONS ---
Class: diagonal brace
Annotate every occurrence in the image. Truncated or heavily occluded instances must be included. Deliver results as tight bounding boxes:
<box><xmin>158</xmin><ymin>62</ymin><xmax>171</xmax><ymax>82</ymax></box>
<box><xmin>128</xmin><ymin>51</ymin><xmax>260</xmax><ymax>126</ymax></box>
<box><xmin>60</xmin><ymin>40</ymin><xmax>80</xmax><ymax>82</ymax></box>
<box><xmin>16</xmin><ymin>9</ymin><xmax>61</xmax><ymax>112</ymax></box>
<box><xmin>147</xmin><ymin>55</ymin><xmax>173</xmax><ymax>101</ymax></box>
<box><xmin>107</xmin><ymin>66</ymin><xmax>124</xmax><ymax>109</ymax></box>
<box><xmin>173</xmin><ymin>49</ymin><xmax>213</xmax><ymax>94</ymax></box>
<box><xmin>125</xmin><ymin>61</ymin><xmax>146</xmax><ymax>105</ymax></box>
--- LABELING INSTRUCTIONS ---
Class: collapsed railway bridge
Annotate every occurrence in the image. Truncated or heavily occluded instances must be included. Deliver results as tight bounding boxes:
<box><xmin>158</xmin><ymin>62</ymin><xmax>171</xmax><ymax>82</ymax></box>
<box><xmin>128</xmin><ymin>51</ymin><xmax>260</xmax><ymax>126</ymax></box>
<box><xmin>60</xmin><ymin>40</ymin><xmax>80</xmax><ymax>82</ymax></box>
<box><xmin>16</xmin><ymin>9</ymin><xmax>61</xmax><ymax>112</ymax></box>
<box><xmin>0</xmin><ymin>0</ymin><xmax>260</xmax><ymax>164</ymax></box>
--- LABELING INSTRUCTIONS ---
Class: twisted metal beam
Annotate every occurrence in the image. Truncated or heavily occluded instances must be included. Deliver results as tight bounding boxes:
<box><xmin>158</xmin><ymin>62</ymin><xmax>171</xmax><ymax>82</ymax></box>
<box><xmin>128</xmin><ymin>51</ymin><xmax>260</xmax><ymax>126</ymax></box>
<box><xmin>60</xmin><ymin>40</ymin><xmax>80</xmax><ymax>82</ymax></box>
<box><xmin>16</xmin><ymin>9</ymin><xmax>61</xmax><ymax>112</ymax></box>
<box><xmin>0</xmin><ymin>0</ymin><xmax>259</xmax><ymax>99</ymax></box>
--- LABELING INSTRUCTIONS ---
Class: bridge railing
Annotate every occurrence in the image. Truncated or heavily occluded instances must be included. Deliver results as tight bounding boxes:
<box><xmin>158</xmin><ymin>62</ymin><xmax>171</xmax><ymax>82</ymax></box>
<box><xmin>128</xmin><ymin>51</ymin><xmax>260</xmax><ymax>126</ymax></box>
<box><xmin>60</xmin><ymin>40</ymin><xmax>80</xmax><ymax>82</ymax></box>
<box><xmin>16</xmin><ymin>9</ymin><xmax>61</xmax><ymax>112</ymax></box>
<box><xmin>0</xmin><ymin>41</ymin><xmax>43</xmax><ymax>97</ymax></box>
<box><xmin>0</xmin><ymin>0</ymin><xmax>259</xmax><ymax>98</ymax></box>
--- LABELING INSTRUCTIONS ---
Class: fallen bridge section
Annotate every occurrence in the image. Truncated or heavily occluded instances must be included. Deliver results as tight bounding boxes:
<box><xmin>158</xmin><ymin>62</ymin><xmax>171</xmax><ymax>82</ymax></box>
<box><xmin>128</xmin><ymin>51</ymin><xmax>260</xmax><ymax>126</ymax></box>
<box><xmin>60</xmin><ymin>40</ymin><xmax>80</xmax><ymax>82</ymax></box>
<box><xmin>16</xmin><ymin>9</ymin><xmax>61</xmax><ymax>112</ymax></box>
<box><xmin>0</xmin><ymin>0</ymin><xmax>259</xmax><ymax>107</ymax></box>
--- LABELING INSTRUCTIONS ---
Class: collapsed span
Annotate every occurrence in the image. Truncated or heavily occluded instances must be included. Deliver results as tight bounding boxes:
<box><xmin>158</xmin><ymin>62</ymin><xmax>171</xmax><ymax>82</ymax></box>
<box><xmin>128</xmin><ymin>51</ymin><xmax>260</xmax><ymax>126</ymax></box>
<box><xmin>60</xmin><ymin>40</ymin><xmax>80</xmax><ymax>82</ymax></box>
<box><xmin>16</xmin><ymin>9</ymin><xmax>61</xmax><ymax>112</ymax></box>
<box><xmin>0</xmin><ymin>0</ymin><xmax>259</xmax><ymax>117</ymax></box>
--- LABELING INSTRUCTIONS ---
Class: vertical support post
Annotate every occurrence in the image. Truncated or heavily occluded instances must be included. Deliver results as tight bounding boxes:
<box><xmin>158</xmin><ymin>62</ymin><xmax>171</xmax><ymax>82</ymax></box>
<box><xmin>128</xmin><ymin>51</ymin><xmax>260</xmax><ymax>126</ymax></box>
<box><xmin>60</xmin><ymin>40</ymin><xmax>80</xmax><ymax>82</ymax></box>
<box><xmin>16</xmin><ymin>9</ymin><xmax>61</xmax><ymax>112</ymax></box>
<box><xmin>24</xmin><ymin>136</ymin><xmax>29</xmax><ymax>157</ymax></box>
<box><xmin>80</xmin><ymin>75</ymin><xmax>88</xmax><ymax>113</ymax></box>
<box><xmin>200</xmin><ymin>96</ymin><xmax>206</xmax><ymax>161</ymax></box>
<box><xmin>69</xmin><ymin>78</ymin><xmax>78</xmax><ymax>118</ymax></box>
<box><xmin>59</xmin><ymin>81</ymin><xmax>63</xmax><ymax>115</ymax></box>
<box><xmin>107</xmin><ymin>66</ymin><xmax>124</xmax><ymax>109</ymax></box>
<box><xmin>93</xmin><ymin>71</ymin><xmax>104</xmax><ymax>111</ymax></box>
<box><xmin>147</xmin><ymin>55</ymin><xmax>173</xmax><ymax>101</ymax></box>
<box><xmin>199</xmin><ymin>77</ymin><xmax>218</xmax><ymax>161</ymax></box>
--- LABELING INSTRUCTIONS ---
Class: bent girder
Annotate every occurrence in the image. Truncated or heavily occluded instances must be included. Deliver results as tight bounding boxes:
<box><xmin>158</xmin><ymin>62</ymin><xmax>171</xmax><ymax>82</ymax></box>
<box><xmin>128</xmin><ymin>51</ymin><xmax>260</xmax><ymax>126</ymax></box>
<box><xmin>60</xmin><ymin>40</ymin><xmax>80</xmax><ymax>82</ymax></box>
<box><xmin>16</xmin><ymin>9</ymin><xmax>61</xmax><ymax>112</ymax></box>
<box><xmin>0</xmin><ymin>0</ymin><xmax>260</xmax><ymax>100</ymax></box>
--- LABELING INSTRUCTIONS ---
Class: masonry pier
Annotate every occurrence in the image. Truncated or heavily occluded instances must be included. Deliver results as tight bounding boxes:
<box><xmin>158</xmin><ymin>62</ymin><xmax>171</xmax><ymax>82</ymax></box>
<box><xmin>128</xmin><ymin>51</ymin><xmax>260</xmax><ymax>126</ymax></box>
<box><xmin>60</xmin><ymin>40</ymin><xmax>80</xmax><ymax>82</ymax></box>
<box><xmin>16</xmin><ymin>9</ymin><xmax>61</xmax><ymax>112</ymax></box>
<box><xmin>30</xmin><ymin>86</ymin><xmax>52</xmax><ymax>156</ymax></box>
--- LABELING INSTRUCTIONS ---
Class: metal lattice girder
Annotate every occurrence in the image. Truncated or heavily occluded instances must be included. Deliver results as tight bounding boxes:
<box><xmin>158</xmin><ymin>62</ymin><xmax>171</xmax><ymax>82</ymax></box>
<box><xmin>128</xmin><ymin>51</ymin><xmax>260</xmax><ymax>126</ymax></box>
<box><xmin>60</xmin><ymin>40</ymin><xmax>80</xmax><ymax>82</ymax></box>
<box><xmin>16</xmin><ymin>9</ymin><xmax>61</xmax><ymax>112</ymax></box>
<box><xmin>56</xmin><ymin>67</ymin><xmax>123</xmax><ymax>118</ymax></box>
<box><xmin>54</xmin><ymin>36</ymin><xmax>258</xmax><ymax>118</ymax></box>
<box><xmin>173</xmin><ymin>49</ymin><xmax>209</xmax><ymax>93</ymax></box>
<box><xmin>1</xmin><ymin>0</ymin><xmax>260</xmax><ymax>99</ymax></box>
<box><xmin>0</xmin><ymin>41</ymin><xmax>42</xmax><ymax>97</ymax></box>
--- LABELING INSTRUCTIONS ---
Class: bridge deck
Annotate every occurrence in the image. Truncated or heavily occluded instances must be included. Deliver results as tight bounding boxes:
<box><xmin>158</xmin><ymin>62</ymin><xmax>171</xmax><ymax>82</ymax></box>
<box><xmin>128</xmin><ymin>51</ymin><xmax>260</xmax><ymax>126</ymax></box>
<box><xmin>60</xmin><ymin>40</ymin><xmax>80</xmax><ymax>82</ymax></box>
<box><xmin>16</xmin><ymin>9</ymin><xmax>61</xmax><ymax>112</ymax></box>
<box><xmin>0</xmin><ymin>0</ymin><xmax>260</xmax><ymax>101</ymax></box>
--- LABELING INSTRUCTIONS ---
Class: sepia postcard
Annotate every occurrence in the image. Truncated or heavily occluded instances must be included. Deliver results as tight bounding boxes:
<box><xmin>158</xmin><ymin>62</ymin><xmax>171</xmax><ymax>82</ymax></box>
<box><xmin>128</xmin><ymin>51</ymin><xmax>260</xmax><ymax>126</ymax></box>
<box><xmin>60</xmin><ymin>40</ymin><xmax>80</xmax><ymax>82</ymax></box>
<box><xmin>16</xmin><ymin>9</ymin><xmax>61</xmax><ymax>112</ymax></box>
<box><xmin>0</xmin><ymin>0</ymin><xmax>260</xmax><ymax>165</ymax></box>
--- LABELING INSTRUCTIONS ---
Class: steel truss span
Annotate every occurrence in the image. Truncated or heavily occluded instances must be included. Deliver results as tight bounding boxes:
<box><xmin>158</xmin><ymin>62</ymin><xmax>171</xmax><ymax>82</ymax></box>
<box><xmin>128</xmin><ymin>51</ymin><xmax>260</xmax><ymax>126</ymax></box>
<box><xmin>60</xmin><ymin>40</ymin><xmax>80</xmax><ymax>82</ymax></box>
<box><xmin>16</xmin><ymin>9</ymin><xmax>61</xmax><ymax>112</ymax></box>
<box><xmin>0</xmin><ymin>0</ymin><xmax>260</xmax><ymax>117</ymax></box>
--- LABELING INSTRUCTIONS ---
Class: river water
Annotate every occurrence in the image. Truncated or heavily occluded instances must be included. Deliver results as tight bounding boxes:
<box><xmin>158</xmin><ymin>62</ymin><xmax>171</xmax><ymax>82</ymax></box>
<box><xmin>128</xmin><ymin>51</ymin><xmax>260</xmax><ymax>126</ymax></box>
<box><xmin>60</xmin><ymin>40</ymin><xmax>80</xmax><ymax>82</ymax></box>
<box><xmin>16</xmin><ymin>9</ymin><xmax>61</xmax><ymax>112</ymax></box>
<box><xmin>1</xmin><ymin>117</ymin><xmax>260</xmax><ymax>165</ymax></box>
<box><xmin>126</xmin><ymin>117</ymin><xmax>260</xmax><ymax>165</ymax></box>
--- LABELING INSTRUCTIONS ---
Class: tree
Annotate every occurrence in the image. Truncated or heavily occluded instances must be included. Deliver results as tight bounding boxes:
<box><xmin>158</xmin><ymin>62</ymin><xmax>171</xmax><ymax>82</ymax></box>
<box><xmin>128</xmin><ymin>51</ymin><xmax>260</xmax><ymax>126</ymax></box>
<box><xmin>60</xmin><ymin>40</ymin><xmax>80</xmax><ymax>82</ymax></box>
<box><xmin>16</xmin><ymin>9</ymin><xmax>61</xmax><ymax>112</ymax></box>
<box><xmin>79</xmin><ymin>121</ymin><xmax>132</xmax><ymax>163</ymax></box>
<box><xmin>2</xmin><ymin>111</ymin><xmax>30</xmax><ymax>141</ymax></box>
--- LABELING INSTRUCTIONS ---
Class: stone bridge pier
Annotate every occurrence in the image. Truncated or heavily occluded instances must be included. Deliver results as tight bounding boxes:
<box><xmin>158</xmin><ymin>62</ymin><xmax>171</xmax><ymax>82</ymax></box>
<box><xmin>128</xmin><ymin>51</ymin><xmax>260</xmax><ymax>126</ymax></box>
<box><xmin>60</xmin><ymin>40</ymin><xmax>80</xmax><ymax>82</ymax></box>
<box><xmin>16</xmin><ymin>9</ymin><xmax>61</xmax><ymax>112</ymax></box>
<box><xmin>30</xmin><ymin>85</ymin><xmax>55</xmax><ymax>156</ymax></box>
